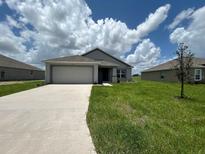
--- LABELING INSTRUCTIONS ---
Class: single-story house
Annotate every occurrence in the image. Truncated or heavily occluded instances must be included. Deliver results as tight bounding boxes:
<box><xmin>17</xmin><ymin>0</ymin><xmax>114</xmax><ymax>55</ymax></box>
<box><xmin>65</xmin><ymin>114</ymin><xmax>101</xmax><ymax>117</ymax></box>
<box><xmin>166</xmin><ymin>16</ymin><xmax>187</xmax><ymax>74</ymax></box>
<box><xmin>44</xmin><ymin>48</ymin><xmax>132</xmax><ymax>84</ymax></box>
<box><xmin>0</xmin><ymin>54</ymin><xmax>45</xmax><ymax>81</ymax></box>
<box><xmin>141</xmin><ymin>57</ymin><xmax>205</xmax><ymax>83</ymax></box>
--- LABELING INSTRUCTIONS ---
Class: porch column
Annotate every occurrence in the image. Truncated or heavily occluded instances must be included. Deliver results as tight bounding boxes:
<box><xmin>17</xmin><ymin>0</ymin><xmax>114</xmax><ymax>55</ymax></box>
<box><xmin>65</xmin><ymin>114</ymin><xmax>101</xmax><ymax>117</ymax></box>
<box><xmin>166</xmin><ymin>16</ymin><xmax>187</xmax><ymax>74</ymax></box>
<box><xmin>93</xmin><ymin>64</ymin><xmax>98</xmax><ymax>83</ymax></box>
<box><xmin>112</xmin><ymin>67</ymin><xmax>117</xmax><ymax>83</ymax></box>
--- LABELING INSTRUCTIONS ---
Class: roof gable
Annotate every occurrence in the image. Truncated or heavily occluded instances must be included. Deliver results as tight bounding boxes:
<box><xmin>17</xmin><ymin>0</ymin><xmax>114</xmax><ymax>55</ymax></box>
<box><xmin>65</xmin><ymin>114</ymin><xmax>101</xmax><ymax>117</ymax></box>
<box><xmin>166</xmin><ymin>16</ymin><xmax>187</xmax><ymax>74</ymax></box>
<box><xmin>82</xmin><ymin>48</ymin><xmax>132</xmax><ymax>68</ymax></box>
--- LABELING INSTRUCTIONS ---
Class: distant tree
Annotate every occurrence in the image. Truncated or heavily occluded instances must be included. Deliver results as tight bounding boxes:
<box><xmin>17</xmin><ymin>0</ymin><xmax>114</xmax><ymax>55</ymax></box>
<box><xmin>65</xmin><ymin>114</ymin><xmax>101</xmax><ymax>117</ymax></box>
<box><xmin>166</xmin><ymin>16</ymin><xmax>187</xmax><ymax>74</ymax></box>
<box><xmin>132</xmin><ymin>74</ymin><xmax>140</xmax><ymax>77</ymax></box>
<box><xmin>175</xmin><ymin>43</ymin><xmax>194</xmax><ymax>98</ymax></box>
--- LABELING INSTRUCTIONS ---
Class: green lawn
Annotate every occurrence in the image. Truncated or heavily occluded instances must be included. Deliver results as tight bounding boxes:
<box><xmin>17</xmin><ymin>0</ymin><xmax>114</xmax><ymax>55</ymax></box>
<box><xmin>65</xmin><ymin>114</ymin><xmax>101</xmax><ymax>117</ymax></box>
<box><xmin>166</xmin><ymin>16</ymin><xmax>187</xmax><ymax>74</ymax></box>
<box><xmin>87</xmin><ymin>78</ymin><xmax>205</xmax><ymax>154</ymax></box>
<box><xmin>0</xmin><ymin>80</ymin><xmax>45</xmax><ymax>97</ymax></box>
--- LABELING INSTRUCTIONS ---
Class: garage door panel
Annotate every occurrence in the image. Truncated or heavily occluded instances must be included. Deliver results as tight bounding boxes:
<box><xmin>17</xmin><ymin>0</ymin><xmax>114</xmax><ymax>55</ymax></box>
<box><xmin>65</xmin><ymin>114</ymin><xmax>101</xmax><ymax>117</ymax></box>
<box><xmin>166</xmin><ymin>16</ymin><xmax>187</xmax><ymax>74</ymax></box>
<box><xmin>52</xmin><ymin>66</ymin><xmax>93</xmax><ymax>83</ymax></box>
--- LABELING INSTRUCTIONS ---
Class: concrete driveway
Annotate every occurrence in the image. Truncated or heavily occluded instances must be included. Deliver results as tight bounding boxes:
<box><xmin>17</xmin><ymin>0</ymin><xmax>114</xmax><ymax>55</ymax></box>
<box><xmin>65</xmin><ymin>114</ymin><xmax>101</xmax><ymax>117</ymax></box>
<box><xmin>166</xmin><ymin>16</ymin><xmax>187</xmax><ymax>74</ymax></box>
<box><xmin>0</xmin><ymin>84</ymin><xmax>95</xmax><ymax>154</ymax></box>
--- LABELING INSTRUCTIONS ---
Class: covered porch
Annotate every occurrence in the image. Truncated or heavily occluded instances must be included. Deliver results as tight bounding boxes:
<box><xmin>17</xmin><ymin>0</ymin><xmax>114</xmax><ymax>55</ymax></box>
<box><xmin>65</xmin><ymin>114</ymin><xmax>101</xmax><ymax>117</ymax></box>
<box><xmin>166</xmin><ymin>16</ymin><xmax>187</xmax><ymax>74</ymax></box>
<box><xmin>97</xmin><ymin>61</ymin><xmax>118</xmax><ymax>84</ymax></box>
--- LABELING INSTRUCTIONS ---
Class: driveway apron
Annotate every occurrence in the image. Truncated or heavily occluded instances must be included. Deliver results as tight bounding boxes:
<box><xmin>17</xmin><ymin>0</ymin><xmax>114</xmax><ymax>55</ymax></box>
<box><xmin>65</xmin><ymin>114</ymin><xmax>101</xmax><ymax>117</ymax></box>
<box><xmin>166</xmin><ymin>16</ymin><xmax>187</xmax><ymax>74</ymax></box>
<box><xmin>0</xmin><ymin>84</ymin><xmax>95</xmax><ymax>154</ymax></box>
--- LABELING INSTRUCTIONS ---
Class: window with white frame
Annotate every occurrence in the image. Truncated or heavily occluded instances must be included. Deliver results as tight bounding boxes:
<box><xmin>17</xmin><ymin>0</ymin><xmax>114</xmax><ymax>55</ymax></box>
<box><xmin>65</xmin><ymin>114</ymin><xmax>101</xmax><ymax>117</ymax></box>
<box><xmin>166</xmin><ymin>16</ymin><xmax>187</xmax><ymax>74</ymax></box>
<box><xmin>194</xmin><ymin>69</ymin><xmax>202</xmax><ymax>81</ymax></box>
<box><xmin>117</xmin><ymin>69</ymin><xmax>126</xmax><ymax>78</ymax></box>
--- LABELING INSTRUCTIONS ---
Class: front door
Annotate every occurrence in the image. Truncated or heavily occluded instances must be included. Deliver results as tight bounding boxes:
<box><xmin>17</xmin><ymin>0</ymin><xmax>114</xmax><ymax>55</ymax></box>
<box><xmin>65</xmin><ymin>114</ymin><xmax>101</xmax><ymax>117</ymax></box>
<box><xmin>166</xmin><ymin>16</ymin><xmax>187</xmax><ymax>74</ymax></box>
<box><xmin>98</xmin><ymin>68</ymin><xmax>109</xmax><ymax>83</ymax></box>
<box><xmin>102</xmin><ymin>68</ymin><xmax>109</xmax><ymax>81</ymax></box>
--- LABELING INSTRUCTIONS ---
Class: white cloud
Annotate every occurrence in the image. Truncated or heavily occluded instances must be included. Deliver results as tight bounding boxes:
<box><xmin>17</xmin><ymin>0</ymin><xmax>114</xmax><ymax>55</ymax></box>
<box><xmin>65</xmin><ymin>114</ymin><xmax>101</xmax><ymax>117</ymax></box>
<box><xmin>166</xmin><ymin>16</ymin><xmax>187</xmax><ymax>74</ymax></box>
<box><xmin>6</xmin><ymin>16</ymin><xmax>22</xmax><ymax>28</ymax></box>
<box><xmin>170</xmin><ymin>6</ymin><xmax>205</xmax><ymax>58</ymax></box>
<box><xmin>136</xmin><ymin>4</ymin><xmax>170</xmax><ymax>38</ymax></box>
<box><xmin>126</xmin><ymin>39</ymin><xmax>161</xmax><ymax>73</ymax></box>
<box><xmin>168</xmin><ymin>8</ymin><xmax>194</xmax><ymax>30</ymax></box>
<box><xmin>0</xmin><ymin>23</ymin><xmax>26</xmax><ymax>54</ymax></box>
<box><xmin>1</xmin><ymin>1</ymin><xmax>170</xmax><ymax>70</ymax></box>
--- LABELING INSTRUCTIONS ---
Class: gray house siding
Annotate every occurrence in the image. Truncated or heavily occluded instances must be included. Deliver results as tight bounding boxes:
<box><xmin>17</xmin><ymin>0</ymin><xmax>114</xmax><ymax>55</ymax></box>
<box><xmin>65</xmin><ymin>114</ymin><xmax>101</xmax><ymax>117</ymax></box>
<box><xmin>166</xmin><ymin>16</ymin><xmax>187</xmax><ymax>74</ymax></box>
<box><xmin>0</xmin><ymin>67</ymin><xmax>45</xmax><ymax>81</ymax></box>
<box><xmin>141</xmin><ymin>69</ymin><xmax>178</xmax><ymax>82</ymax></box>
<box><xmin>126</xmin><ymin>68</ymin><xmax>132</xmax><ymax>81</ymax></box>
<box><xmin>83</xmin><ymin>49</ymin><xmax>132</xmax><ymax>81</ymax></box>
<box><xmin>141</xmin><ymin>68</ymin><xmax>205</xmax><ymax>83</ymax></box>
<box><xmin>83</xmin><ymin>49</ymin><xmax>128</xmax><ymax>68</ymax></box>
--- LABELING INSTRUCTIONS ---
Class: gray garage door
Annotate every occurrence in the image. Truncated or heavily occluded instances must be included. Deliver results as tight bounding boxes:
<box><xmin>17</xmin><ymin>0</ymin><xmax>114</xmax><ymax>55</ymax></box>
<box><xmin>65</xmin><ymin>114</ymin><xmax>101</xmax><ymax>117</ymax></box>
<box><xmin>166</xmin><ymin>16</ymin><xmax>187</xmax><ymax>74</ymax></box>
<box><xmin>52</xmin><ymin>66</ymin><xmax>93</xmax><ymax>83</ymax></box>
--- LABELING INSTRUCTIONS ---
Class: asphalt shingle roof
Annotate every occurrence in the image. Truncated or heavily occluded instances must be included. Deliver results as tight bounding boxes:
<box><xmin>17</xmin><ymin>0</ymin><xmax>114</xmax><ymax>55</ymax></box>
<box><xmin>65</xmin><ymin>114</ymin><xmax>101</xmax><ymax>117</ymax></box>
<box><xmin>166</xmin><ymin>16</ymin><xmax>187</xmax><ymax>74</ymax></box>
<box><xmin>142</xmin><ymin>57</ymin><xmax>205</xmax><ymax>72</ymax></box>
<box><xmin>44</xmin><ymin>48</ymin><xmax>132</xmax><ymax>67</ymax></box>
<box><xmin>44</xmin><ymin>55</ymin><xmax>96</xmax><ymax>63</ymax></box>
<box><xmin>0</xmin><ymin>54</ymin><xmax>43</xmax><ymax>71</ymax></box>
<box><xmin>44</xmin><ymin>55</ymin><xmax>119</xmax><ymax>67</ymax></box>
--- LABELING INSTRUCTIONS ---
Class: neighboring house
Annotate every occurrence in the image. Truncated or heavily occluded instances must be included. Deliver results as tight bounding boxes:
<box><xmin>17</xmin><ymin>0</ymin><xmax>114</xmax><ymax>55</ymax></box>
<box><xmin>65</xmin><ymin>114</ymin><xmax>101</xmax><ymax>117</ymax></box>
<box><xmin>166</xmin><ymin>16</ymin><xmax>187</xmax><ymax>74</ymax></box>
<box><xmin>44</xmin><ymin>48</ymin><xmax>132</xmax><ymax>84</ymax></box>
<box><xmin>0</xmin><ymin>54</ymin><xmax>44</xmax><ymax>81</ymax></box>
<box><xmin>141</xmin><ymin>57</ymin><xmax>205</xmax><ymax>83</ymax></box>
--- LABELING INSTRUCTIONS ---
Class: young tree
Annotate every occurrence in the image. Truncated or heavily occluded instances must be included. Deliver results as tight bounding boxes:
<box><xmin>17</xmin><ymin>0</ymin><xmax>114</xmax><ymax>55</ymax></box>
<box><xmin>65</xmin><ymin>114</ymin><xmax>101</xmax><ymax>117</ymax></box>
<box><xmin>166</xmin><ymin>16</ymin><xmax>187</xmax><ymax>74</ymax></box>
<box><xmin>175</xmin><ymin>43</ymin><xmax>194</xmax><ymax>98</ymax></box>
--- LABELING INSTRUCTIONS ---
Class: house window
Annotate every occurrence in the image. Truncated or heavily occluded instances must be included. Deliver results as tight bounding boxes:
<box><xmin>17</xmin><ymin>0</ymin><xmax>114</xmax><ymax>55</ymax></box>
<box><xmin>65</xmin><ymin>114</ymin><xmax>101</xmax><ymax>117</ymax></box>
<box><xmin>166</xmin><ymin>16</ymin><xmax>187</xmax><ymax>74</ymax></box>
<box><xmin>1</xmin><ymin>71</ymin><xmax>5</xmax><ymax>79</ymax></box>
<box><xmin>160</xmin><ymin>72</ymin><xmax>164</xmax><ymax>80</ymax></box>
<box><xmin>30</xmin><ymin>70</ymin><xmax>33</xmax><ymax>75</ymax></box>
<box><xmin>194</xmin><ymin>69</ymin><xmax>202</xmax><ymax>81</ymax></box>
<box><xmin>117</xmin><ymin>69</ymin><xmax>126</xmax><ymax>78</ymax></box>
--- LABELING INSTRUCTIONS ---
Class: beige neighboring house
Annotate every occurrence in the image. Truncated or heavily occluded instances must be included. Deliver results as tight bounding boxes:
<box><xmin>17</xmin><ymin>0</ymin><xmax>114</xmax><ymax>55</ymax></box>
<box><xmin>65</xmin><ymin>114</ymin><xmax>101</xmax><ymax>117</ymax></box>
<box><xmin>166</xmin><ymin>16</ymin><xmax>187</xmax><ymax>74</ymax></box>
<box><xmin>141</xmin><ymin>57</ymin><xmax>205</xmax><ymax>83</ymax></box>
<box><xmin>0</xmin><ymin>54</ymin><xmax>44</xmax><ymax>81</ymax></box>
<box><xmin>44</xmin><ymin>48</ymin><xmax>132</xmax><ymax>84</ymax></box>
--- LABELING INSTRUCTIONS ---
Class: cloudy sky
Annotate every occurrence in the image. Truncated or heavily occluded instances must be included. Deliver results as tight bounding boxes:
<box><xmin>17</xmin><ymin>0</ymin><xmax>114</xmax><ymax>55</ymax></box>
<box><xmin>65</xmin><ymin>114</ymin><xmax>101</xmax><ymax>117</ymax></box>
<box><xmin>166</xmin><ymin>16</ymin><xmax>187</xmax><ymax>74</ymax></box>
<box><xmin>0</xmin><ymin>0</ymin><xmax>205</xmax><ymax>73</ymax></box>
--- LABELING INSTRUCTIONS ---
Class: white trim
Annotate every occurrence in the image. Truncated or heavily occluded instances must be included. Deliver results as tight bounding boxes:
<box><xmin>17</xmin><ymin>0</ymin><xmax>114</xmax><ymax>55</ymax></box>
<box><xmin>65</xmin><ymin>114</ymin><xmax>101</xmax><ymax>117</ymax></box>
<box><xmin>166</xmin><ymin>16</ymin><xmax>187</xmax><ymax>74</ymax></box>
<box><xmin>194</xmin><ymin>69</ymin><xmax>202</xmax><ymax>81</ymax></box>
